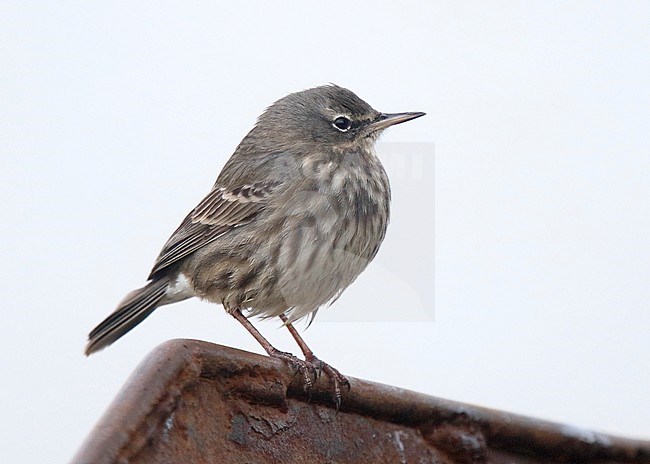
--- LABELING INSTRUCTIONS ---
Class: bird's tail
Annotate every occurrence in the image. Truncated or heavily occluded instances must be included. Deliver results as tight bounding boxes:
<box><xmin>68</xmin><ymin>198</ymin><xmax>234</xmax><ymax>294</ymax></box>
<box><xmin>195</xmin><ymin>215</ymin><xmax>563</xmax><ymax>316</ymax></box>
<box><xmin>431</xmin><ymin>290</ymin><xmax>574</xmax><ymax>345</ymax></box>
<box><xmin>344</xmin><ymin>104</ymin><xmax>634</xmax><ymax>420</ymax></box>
<box><xmin>85</xmin><ymin>277</ymin><xmax>170</xmax><ymax>355</ymax></box>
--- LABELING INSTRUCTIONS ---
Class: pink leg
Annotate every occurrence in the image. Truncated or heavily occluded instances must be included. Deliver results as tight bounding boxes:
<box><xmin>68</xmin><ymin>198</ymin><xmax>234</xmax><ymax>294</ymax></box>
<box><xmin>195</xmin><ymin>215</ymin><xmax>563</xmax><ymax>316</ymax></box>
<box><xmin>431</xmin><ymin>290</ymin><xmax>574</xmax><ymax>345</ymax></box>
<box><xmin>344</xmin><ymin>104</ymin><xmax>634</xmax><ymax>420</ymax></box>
<box><xmin>231</xmin><ymin>308</ymin><xmax>317</xmax><ymax>390</ymax></box>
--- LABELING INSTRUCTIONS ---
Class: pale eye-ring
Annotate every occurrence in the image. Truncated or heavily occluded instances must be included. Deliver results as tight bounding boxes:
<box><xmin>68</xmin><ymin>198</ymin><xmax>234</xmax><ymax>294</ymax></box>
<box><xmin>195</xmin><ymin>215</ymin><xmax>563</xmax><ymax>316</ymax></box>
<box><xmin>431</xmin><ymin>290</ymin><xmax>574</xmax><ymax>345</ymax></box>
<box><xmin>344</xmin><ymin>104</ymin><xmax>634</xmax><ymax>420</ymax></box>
<box><xmin>332</xmin><ymin>116</ymin><xmax>352</xmax><ymax>132</ymax></box>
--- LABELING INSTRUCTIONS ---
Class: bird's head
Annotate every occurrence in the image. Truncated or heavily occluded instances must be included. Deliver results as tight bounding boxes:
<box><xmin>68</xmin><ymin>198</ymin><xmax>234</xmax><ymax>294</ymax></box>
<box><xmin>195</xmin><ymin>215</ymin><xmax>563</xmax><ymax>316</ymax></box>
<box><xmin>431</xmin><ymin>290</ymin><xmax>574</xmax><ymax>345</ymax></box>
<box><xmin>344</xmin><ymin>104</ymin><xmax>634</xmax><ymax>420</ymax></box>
<box><xmin>252</xmin><ymin>84</ymin><xmax>425</xmax><ymax>152</ymax></box>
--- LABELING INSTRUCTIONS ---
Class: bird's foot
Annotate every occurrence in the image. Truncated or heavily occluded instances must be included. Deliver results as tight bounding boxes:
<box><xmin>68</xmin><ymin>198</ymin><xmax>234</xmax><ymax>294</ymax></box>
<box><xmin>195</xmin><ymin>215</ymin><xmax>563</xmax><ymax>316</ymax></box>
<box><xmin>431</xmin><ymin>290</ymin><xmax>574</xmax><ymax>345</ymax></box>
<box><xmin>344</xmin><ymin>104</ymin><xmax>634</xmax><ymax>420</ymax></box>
<box><xmin>306</xmin><ymin>354</ymin><xmax>351</xmax><ymax>411</ymax></box>
<box><xmin>269</xmin><ymin>349</ymin><xmax>350</xmax><ymax>410</ymax></box>
<box><xmin>269</xmin><ymin>348</ymin><xmax>318</xmax><ymax>391</ymax></box>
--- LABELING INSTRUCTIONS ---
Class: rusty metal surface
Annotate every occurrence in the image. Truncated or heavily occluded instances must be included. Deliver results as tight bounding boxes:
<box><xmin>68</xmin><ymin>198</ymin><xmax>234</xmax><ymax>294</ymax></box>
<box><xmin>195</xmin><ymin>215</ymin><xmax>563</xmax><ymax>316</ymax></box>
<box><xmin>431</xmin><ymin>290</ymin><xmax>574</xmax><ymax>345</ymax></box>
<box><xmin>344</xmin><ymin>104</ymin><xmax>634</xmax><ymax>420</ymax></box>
<box><xmin>72</xmin><ymin>340</ymin><xmax>650</xmax><ymax>464</ymax></box>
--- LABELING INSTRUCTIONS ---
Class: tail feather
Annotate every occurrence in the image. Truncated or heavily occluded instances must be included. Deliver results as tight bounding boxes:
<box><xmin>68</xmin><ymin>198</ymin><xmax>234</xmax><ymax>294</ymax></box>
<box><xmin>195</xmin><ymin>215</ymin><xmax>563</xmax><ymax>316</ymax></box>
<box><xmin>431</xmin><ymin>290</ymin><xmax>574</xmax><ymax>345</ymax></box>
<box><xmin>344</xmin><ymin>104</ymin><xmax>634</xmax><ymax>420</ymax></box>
<box><xmin>85</xmin><ymin>277</ymin><xmax>169</xmax><ymax>355</ymax></box>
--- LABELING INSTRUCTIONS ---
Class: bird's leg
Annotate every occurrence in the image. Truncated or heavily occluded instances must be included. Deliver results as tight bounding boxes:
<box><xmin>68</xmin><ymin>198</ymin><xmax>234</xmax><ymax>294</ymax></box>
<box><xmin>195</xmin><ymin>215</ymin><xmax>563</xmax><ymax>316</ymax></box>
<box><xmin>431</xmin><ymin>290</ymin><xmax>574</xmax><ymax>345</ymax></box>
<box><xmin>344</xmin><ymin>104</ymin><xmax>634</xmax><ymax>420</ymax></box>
<box><xmin>230</xmin><ymin>308</ymin><xmax>316</xmax><ymax>390</ymax></box>
<box><xmin>280</xmin><ymin>314</ymin><xmax>351</xmax><ymax>410</ymax></box>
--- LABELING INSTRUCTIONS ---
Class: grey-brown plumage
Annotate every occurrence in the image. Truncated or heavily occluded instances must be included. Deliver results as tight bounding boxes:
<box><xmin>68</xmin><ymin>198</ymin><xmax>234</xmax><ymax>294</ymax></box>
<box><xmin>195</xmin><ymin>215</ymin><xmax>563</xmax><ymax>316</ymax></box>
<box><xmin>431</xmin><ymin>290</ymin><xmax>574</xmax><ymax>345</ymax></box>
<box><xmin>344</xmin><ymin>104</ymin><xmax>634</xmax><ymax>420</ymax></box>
<box><xmin>86</xmin><ymin>85</ymin><xmax>424</xmax><ymax>405</ymax></box>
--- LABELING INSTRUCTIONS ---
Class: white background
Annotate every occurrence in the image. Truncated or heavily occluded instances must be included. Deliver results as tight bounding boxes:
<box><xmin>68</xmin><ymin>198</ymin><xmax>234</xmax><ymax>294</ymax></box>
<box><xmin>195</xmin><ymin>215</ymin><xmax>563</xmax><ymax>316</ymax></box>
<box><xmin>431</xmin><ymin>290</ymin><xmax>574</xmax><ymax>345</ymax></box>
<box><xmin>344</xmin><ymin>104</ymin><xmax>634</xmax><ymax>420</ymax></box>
<box><xmin>2</xmin><ymin>2</ymin><xmax>649</xmax><ymax>462</ymax></box>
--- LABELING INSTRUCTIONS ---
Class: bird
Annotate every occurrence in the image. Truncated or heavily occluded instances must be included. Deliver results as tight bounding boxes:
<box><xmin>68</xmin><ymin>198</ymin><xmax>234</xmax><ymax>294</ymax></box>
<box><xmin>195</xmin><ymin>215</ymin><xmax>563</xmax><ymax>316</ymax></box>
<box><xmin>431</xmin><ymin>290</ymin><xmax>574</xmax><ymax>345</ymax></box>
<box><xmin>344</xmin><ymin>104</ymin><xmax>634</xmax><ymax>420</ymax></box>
<box><xmin>85</xmin><ymin>84</ymin><xmax>425</xmax><ymax>407</ymax></box>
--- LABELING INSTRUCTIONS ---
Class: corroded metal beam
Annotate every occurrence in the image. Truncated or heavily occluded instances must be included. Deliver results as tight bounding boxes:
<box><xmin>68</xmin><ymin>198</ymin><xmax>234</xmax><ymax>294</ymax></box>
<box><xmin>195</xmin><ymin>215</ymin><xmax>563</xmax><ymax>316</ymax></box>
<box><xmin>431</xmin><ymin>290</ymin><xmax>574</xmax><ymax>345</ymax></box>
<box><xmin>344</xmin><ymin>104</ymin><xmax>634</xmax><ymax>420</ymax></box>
<box><xmin>72</xmin><ymin>340</ymin><xmax>650</xmax><ymax>463</ymax></box>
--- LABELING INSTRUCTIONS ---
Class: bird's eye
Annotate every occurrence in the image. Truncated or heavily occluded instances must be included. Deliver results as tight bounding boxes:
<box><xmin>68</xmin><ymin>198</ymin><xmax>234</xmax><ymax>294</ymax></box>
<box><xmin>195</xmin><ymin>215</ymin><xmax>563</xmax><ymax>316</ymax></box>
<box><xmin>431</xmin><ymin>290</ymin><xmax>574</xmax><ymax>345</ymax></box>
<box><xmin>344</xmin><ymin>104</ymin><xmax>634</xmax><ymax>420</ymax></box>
<box><xmin>332</xmin><ymin>116</ymin><xmax>352</xmax><ymax>132</ymax></box>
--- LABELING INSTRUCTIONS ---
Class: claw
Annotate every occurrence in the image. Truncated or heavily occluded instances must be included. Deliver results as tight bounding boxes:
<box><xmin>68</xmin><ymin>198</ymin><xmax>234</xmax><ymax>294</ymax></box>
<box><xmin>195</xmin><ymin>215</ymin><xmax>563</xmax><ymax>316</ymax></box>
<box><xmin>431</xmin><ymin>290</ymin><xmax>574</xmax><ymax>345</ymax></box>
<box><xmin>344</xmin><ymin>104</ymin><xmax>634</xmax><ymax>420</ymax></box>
<box><xmin>334</xmin><ymin>393</ymin><xmax>342</xmax><ymax>413</ymax></box>
<box><xmin>269</xmin><ymin>349</ymin><xmax>315</xmax><ymax>392</ymax></box>
<box><xmin>343</xmin><ymin>377</ymin><xmax>351</xmax><ymax>391</ymax></box>
<box><xmin>306</xmin><ymin>355</ymin><xmax>350</xmax><ymax>411</ymax></box>
<box><xmin>269</xmin><ymin>349</ymin><xmax>350</xmax><ymax>410</ymax></box>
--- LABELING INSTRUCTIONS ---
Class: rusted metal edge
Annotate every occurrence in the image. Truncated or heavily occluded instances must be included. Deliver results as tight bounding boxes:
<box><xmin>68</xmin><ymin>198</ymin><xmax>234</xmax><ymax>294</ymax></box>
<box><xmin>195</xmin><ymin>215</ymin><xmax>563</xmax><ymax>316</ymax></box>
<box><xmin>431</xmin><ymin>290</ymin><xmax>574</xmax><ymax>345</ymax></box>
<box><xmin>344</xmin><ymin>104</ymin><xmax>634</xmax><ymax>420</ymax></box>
<box><xmin>72</xmin><ymin>339</ymin><xmax>650</xmax><ymax>464</ymax></box>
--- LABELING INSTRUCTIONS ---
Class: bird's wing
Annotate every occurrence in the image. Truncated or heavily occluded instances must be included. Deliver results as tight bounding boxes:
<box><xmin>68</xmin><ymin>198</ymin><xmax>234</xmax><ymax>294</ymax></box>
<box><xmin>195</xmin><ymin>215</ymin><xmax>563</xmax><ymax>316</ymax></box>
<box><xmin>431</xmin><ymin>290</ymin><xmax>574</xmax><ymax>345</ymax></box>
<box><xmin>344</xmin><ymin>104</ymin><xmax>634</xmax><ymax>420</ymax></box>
<box><xmin>148</xmin><ymin>181</ymin><xmax>280</xmax><ymax>278</ymax></box>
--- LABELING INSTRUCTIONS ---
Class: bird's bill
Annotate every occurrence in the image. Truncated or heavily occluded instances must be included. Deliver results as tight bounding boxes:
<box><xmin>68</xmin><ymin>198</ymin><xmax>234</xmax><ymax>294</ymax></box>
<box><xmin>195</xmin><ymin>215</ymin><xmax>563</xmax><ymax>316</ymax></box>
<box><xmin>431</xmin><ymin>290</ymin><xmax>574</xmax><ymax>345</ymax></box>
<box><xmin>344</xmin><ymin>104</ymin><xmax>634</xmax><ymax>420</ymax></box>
<box><xmin>369</xmin><ymin>111</ymin><xmax>426</xmax><ymax>132</ymax></box>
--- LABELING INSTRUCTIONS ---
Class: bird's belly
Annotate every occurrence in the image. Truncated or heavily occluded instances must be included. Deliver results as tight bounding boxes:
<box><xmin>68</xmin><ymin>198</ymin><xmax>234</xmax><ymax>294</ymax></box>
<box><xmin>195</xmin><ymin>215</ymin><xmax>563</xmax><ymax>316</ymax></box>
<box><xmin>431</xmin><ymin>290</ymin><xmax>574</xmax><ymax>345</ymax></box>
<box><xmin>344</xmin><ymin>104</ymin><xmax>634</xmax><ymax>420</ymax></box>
<box><xmin>246</xmin><ymin>197</ymin><xmax>388</xmax><ymax>321</ymax></box>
